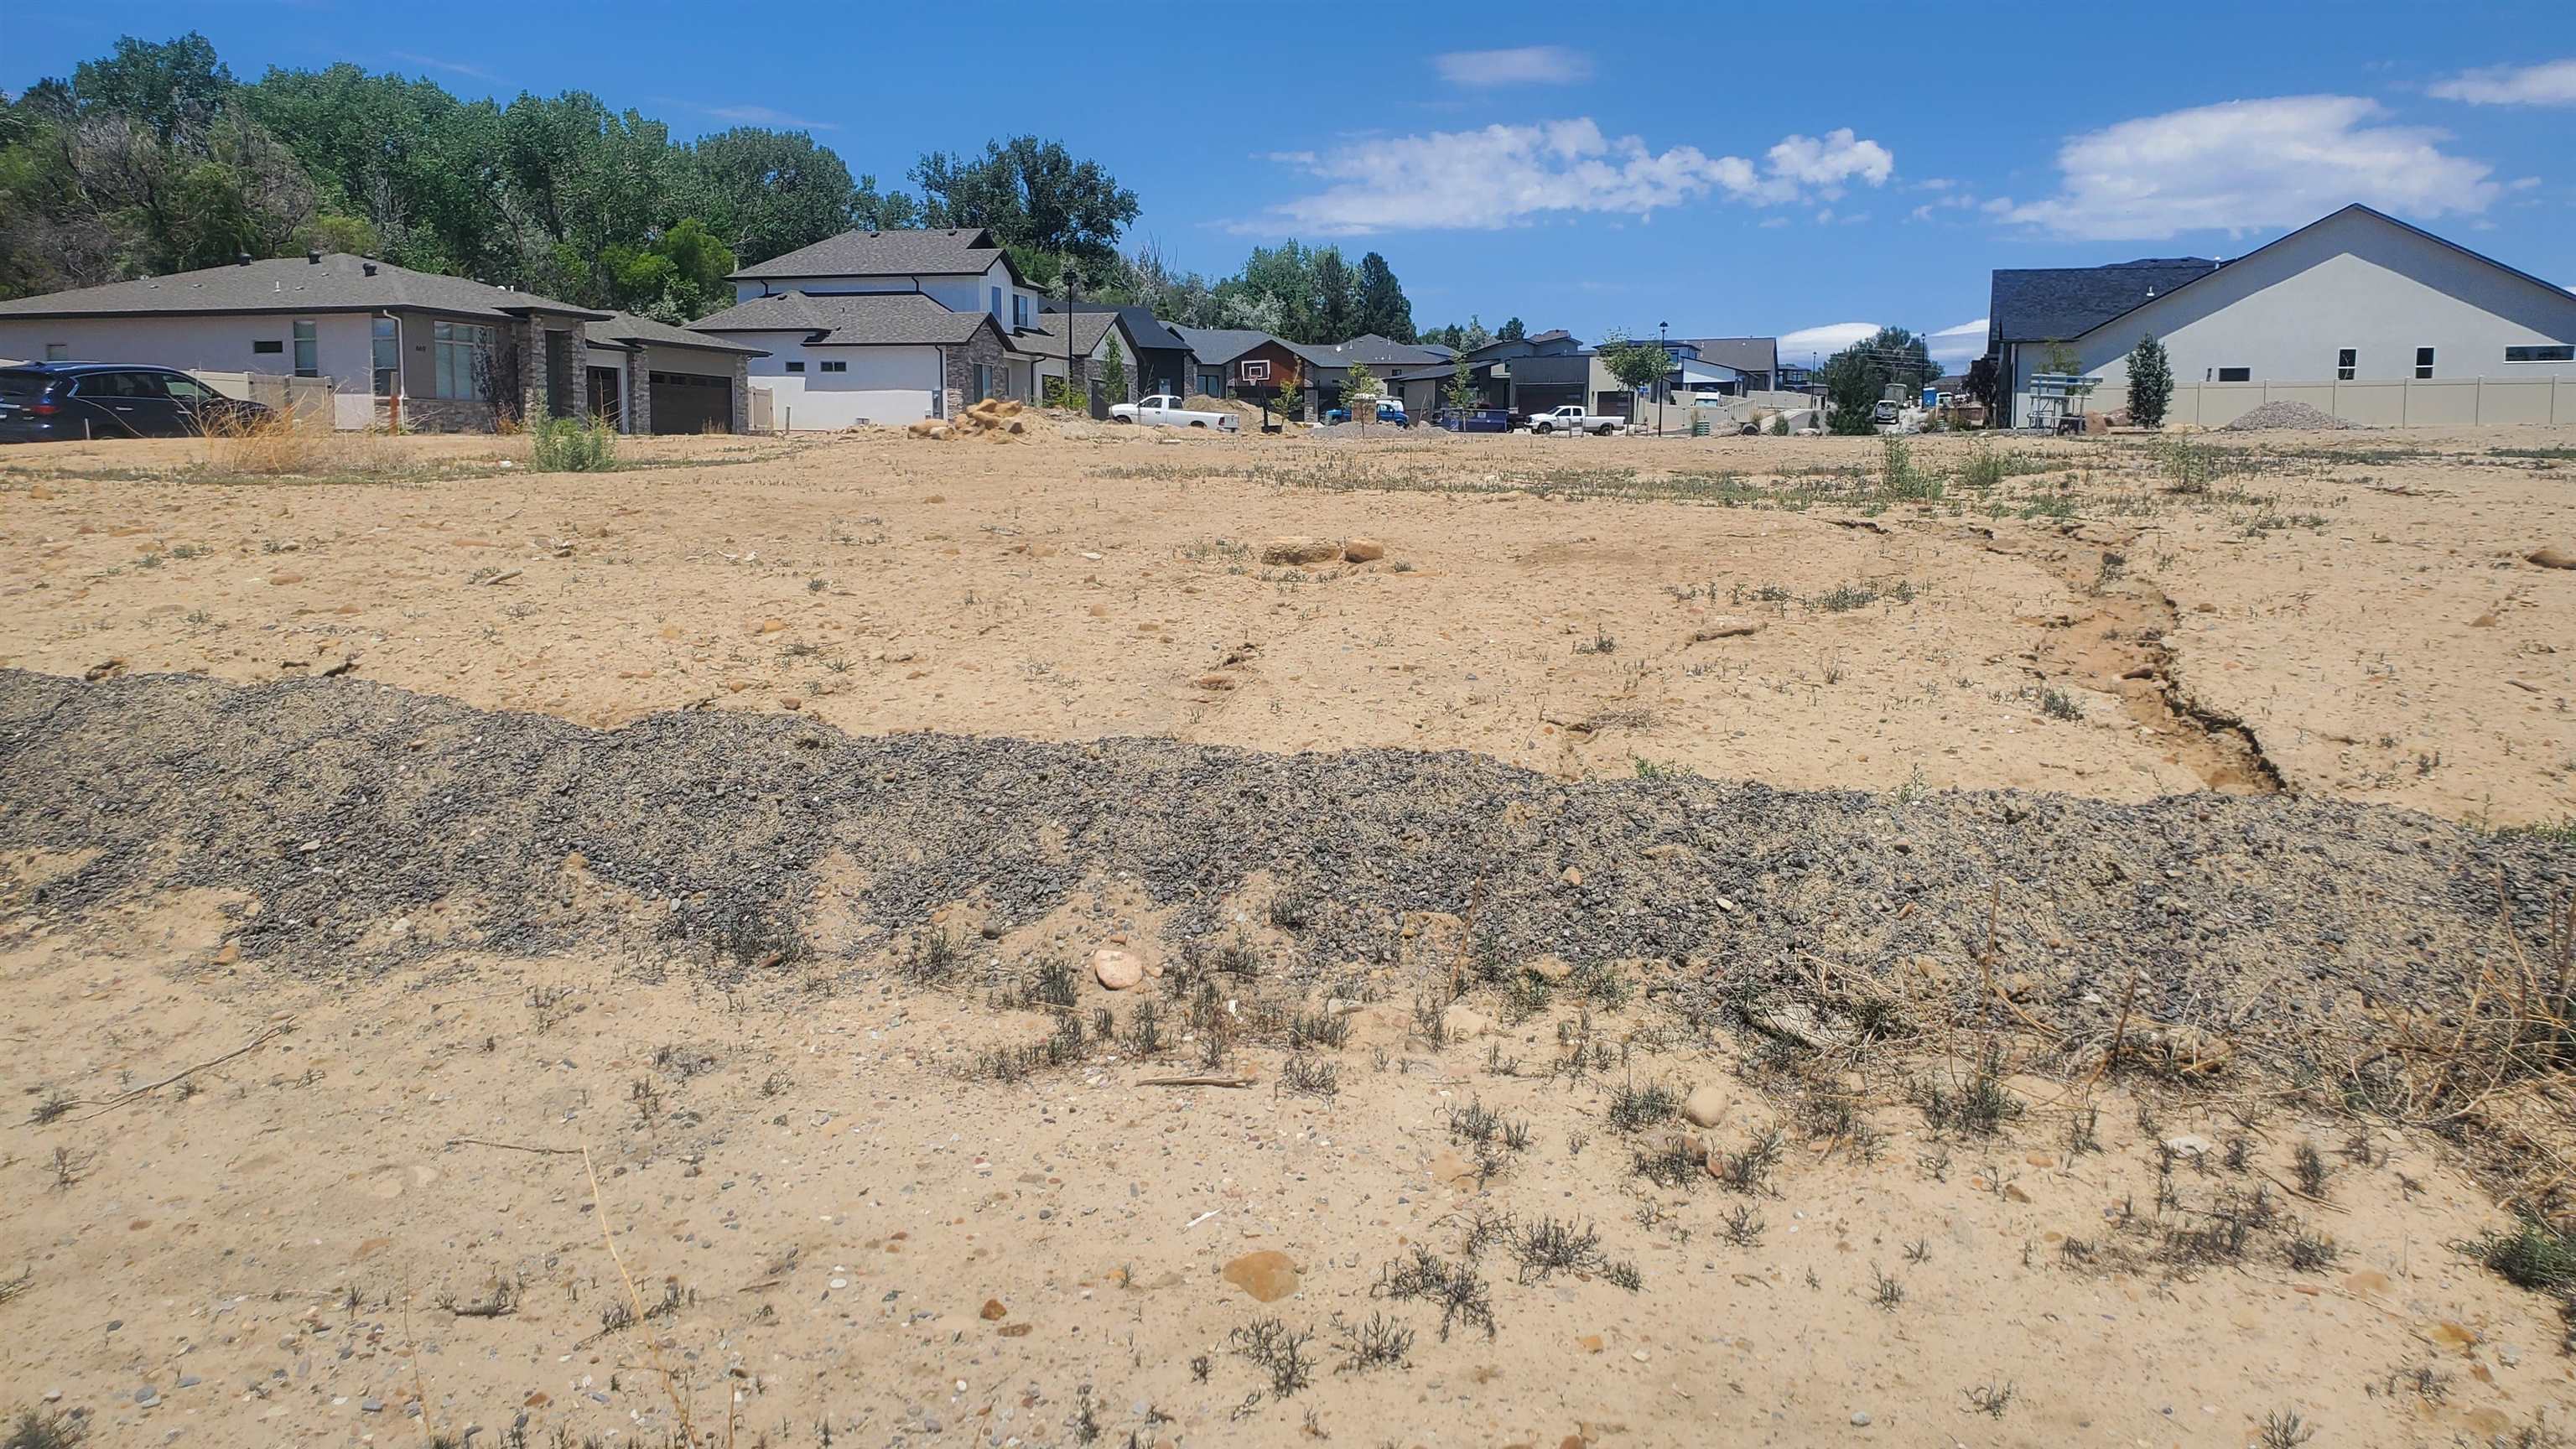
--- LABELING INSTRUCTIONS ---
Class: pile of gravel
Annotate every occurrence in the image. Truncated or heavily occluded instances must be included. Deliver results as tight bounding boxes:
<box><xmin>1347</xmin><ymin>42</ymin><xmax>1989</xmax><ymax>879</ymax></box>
<box><xmin>4</xmin><ymin>670</ymin><xmax>2568</xmax><ymax>1046</ymax></box>
<box><xmin>2220</xmin><ymin>400</ymin><xmax>2355</xmax><ymax>432</ymax></box>
<box><xmin>1303</xmin><ymin>421</ymin><xmax>1457</xmax><ymax>442</ymax></box>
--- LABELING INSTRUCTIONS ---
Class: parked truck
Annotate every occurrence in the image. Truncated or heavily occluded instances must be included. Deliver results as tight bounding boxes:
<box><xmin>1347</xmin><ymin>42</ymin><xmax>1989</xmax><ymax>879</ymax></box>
<box><xmin>1107</xmin><ymin>394</ymin><xmax>1240</xmax><ymax>431</ymax></box>
<box><xmin>1525</xmin><ymin>403</ymin><xmax>1624</xmax><ymax>436</ymax></box>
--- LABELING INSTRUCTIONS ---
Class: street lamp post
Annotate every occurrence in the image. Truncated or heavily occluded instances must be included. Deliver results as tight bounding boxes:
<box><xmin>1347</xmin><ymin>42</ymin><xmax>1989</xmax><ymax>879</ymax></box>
<box><xmin>1063</xmin><ymin>266</ymin><xmax>1079</xmax><ymax>414</ymax></box>
<box><xmin>1657</xmin><ymin>320</ymin><xmax>1669</xmax><ymax>438</ymax></box>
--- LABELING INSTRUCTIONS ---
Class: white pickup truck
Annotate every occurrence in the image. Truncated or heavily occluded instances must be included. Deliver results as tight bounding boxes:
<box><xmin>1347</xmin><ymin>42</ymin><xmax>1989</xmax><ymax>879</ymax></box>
<box><xmin>1107</xmin><ymin>394</ymin><xmax>1239</xmax><ymax>431</ymax></box>
<box><xmin>1526</xmin><ymin>403</ymin><xmax>1624</xmax><ymax>436</ymax></box>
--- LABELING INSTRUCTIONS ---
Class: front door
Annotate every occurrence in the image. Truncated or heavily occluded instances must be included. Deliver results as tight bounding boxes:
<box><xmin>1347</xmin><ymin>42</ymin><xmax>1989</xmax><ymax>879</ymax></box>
<box><xmin>543</xmin><ymin>330</ymin><xmax>574</xmax><ymax>418</ymax></box>
<box><xmin>586</xmin><ymin>366</ymin><xmax>622</xmax><ymax>431</ymax></box>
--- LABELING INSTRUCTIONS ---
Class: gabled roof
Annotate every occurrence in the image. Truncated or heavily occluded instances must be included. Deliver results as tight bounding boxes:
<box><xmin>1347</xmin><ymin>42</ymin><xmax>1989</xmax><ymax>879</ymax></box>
<box><xmin>730</xmin><ymin>227</ymin><xmax>1017</xmax><ymax>283</ymax></box>
<box><xmin>1010</xmin><ymin>311</ymin><xmax>1117</xmax><ymax>358</ymax></box>
<box><xmin>1683</xmin><ymin>336</ymin><xmax>1778</xmax><ymax>374</ymax></box>
<box><xmin>1989</xmin><ymin>257</ymin><xmax>2224</xmax><ymax>345</ymax></box>
<box><xmin>0</xmin><ymin>252</ymin><xmax>605</xmax><ymax>321</ymax></box>
<box><xmin>2057</xmin><ymin>202</ymin><xmax>2576</xmax><ymax>345</ymax></box>
<box><xmin>584</xmin><ymin>310</ymin><xmax>767</xmax><ymax>357</ymax></box>
<box><xmin>1042</xmin><ymin>302</ymin><xmax>1188</xmax><ymax>353</ymax></box>
<box><xmin>689</xmin><ymin>290</ymin><xmax>1000</xmax><ymax>347</ymax></box>
<box><xmin>1285</xmin><ymin>334</ymin><xmax>1455</xmax><ymax>370</ymax></box>
<box><xmin>1168</xmin><ymin>326</ymin><xmax>1278</xmax><ymax>366</ymax></box>
<box><xmin>1525</xmin><ymin>328</ymin><xmax>1572</xmax><ymax>345</ymax></box>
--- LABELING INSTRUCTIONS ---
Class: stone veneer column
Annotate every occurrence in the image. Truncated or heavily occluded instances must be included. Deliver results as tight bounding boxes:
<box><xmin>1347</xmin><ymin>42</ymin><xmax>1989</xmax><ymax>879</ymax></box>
<box><xmin>626</xmin><ymin>356</ymin><xmax>651</xmax><ymax>435</ymax></box>
<box><xmin>730</xmin><ymin>357</ymin><xmax>750</xmax><ymax>434</ymax></box>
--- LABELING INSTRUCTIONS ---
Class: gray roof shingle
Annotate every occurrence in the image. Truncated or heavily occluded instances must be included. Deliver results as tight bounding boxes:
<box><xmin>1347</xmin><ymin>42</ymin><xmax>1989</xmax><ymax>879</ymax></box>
<box><xmin>584</xmin><ymin>310</ymin><xmax>766</xmax><ymax>357</ymax></box>
<box><xmin>1168</xmin><ymin>327</ymin><xmax>1276</xmax><ymax>366</ymax></box>
<box><xmin>0</xmin><ymin>252</ymin><xmax>604</xmax><ymax>321</ymax></box>
<box><xmin>1989</xmin><ymin>258</ymin><xmax>2223</xmax><ymax>344</ymax></box>
<box><xmin>689</xmin><ymin>291</ymin><xmax>998</xmax><ymax>346</ymax></box>
<box><xmin>1043</xmin><ymin>302</ymin><xmax>1188</xmax><ymax>354</ymax></box>
<box><xmin>729</xmin><ymin>228</ymin><xmax>1010</xmax><ymax>282</ymax></box>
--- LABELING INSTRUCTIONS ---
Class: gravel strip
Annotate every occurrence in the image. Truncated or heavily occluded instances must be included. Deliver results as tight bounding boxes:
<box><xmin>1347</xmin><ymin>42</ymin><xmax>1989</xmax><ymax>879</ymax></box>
<box><xmin>2220</xmin><ymin>400</ymin><xmax>2355</xmax><ymax>432</ymax></box>
<box><xmin>3</xmin><ymin>669</ymin><xmax>2568</xmax><ymax>1043</ymax></box>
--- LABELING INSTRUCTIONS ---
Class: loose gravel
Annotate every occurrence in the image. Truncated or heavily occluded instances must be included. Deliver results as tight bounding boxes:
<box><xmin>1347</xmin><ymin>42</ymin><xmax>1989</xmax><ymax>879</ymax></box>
<box><xmin>4</xmin><ymin>669</ymin><xmax>2568</xmax><ymax>1045</ymax></box>
<box><xmin>2220</xmin><ymin>400</ymin><xmax>2355</xmax><ymax>432</ymax></box>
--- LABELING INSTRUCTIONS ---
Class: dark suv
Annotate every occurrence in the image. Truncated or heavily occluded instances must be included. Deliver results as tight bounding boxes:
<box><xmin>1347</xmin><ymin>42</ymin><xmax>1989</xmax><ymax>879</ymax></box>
<box><xmin>0</xmin><ymin>362</ymin><xmax>273</xmax><ymax>442</ymax></box>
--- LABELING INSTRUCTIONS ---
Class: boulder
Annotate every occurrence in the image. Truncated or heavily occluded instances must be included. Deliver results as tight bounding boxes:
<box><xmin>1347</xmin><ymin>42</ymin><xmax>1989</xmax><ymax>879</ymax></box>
<box><xmin>1441</xmin><ymin>1003</ymin><xmax>1491</xmax><ymax>1041</ymax></box>
<box><xmin>2528</xmin><ymin>546</ymin><xmax>2576</xmax><ymax>570</ymax></box>
<box><xmin>1681</xmin><ymin>1085</ymin><xmax>1727</xmax><ymax>1128</ymax></box>
<box><xmin>1690</xmin><ymin>617</ymin><xmax>1767</xmax><ymax>641</ymax></box>
<box><xmin>1259</xmin><ymin>536</ymin><xmax>1340</xmax><ymax>566</ymax></box>
<box><xmin>1343</xmin><ymin>538</ymin><xmax>1386</xmax><ymax>563</ymax></box>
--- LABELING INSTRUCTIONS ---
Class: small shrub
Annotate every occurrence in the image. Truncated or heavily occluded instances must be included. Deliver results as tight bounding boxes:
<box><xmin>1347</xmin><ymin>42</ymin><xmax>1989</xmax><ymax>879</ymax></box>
<box><xmin>527</xmin><ymin>408</ymin><xmax>618</xmax><ymax>472</ymax></box>
<box><xmin>2459</xmin><ymin>1217</ymin><xmax>2576</xmax><ymax>1293</ymax></box>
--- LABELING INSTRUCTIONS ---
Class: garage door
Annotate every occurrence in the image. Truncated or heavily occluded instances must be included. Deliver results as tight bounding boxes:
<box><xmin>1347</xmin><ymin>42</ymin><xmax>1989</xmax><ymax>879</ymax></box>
<box><xmin>650</xmin><ymin>371</ymin><xmax>732</xmax><ymax>434</ymax></box>
<box><xmin>1514</xmin><ymin>384</ymin><xmax>1583</xmax><ymax>416</ymax></box>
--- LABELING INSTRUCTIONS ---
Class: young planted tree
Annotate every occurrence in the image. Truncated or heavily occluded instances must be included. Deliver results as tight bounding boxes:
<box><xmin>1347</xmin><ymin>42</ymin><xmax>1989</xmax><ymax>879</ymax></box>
<box><xmin>1597</xmin><ymin>334</ymin><xmax>1671</xmax><ymax>423</ymax></box>
<box><xmin>1343</xmin><ymin>358</ymin><xmax>1378</xmax><ymax>416</ymax></box>
<box><xmin>1102</xmin><ymin>336</ymin><xmax>1130</xmax><ymax>402</ymax></box>
<box><xmin>2126</xmin><ymin>334</ymin><xmax>2172</xmax><ymax>428</ymax></box>
<box><xmin>1443</xmin><ymin>356</ymin><xmax>1478</xmax><ymax>413</ymax></box>
<box><xmin>1273</xmin><ymin>360</ymin><xmax>1304</xmax><ymax>422</ymax></box>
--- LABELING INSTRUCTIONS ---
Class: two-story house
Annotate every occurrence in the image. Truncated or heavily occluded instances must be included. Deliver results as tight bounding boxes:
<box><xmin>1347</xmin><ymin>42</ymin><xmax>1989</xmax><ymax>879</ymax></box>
<box><xmin>688</xmin><ymin>227</ymin><xmax>1052</xmax><ymax>428</ymax></box>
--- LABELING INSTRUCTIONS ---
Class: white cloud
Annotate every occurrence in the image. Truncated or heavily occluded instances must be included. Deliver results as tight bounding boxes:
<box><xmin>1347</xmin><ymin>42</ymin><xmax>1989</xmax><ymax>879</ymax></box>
<box><xmin>1777</xmin><ymin>323</ymin><xmax>1883</xmax><ymax>361</ymax></box>
<box><xmin>2428</xmin><ymin>58</ymin><xmax>2576</xmax><ymax>106</ymax></box>
<box><xmin>392</xmin><ymin>51</ymin><xmax>498</xmax><ymax>82</ymax></box>
<box><xmin>1927</xmin><ymin>318</ymin><xmax>1989</xmax><ymax>361</ymax></box>
<box><xmin>1249</xmin><ymin>120</ymin><xmax>1894</xmax><ymax>235</ymax></box>
<box><xmin>2002</xmin><ymin>96</ymin><xmax>2497</xmax><ymax>241</ymax></box>
<box><xmin>1433</xmin><ymin>46</ymin><xmax>1593</xmax><ymax>87</ymax></box>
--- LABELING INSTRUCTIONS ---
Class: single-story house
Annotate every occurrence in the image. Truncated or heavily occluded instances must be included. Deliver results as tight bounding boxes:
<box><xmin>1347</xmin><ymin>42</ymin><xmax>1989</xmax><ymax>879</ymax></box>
<box><xmin>0</xmin><ymin>250</ymin><xmax>743</xmax><ymax>432</ymax></box>
<box><xmin>688</xmin><ymin>289</ymin><xmax>1011</xmax><ymax>430</ymax></box>
<box><xmin>1985</xmin><ymin>204</ymin><xmax>2576</xmax><ymax>428</ymax></box>
<box><xmin>1042</xmin><ymin>303</ymin><xmax>1192</xmax><ymax>401</ymax></box>
<box><xmin>1387</xmin><ymin>330</ymin><xmax>1592</xmax><ymax>417</ymax></box>
<box><xmin>1285</xmin><ymin>334</ymin><xmax>1454</xmax><ymax>411</ymax></box>
<box><xmin>1168</xmin><ymin>327</ymin><xmax>1278</xmax><ymax>401</ymax></box>
<box><xmin>580</xmin><ymin>311</ymin><xmax>767</xmax><ymax>434</ymax></box>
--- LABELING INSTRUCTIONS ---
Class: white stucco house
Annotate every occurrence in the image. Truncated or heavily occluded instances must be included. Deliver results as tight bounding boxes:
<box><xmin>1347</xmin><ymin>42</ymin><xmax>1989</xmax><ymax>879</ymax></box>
<box><xmin>693</xmin><ymin>227</ymin><xmax>1056</xmax><ymax>428</ymax></box>
<box><xmin>0</xmin><ymin>251</ymin><xmax>759</xmax><ymax>432</ymax></box>
<box><xmin>1987</xmin><ymin>205</ymin><xmax>2576</xmax><ymax>428</ymax></box>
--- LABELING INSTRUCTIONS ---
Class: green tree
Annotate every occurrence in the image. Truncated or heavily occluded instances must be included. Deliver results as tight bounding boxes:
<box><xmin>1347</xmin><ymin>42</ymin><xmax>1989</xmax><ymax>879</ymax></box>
<box><xmin>1101</xmin><ymin>335</ymin><xmax>1130</xmax><ymax>401</ymax></box>
<box><xmin>1312</xmin><ymin>246</ymin><xmax>1353</xmax><ymax>340</ymax></box>
<box><xmin>601</xmin><ymin>217</ymin><xmax>736</xmax><ymax>319</ymax></box>
<box><xmin>1497</xmin><ymin>316</ymin><xmax>1526</xmax><ymax>342</ymax></box>
<box><xmin>1822</xmin><ymin>348</ymin><xmax>1883</xmax><ymax>434</ymax></box>
<box><xmin>1597</xmin><ymin>331</ymin><xmax>1670</xmax><ymax>418</ymax></box>
<box><xmin>1343</xmin><ymin>358</ymin><xmax>1378</xmax><ymax>411</ymax></box>
<box><xmin>71</xmin><ymin>32</ymin><xmax>234</xmax><ymax>141</ymax></box>
<box><xmin>2126</xmin><ymin>334</ymin><xmax>2172</xmax><ymax>428</ymax></box>
<box><xmin>1443</xmin><ymin>356</ymin><xmax>1478</xmax><ymax>413</ymax></box>
<box><xmin>2039</xmin><ymin>340</ymin><xmax>2080</xmax><ymax>377</ymax></box>
<box><xmin>911</xmin><ymin>135</ymin><xmax>1138</xmax><ymax>273</ymax></box>
<box><xmin>1964</xmin><ymin>355</ymin><xmax>1999</xmax><ymax>409</ymax></box>
<box><xmin>688</xmin><ymin>127</ymin><xmax>878</xmax><ymax>264</ymax></box>
<box><xmin>1354</xmin><ymin>252</ymin><xmax>1414</xmax><ymax>341</ymax></box>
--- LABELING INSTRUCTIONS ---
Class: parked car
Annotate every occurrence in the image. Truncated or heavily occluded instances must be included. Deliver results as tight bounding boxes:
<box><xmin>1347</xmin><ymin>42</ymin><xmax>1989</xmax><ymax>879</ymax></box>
<box><xmin>1526</xmin><ymin>403</ymin><xmax>1623</xmax><ymax>436</ymax></box>
<box><xmin>1322</xmin><ymin>400</ymin><xmax>1410</xmax><ymax>427</ymax></box>
<box><xmin>1435</xmin><ymin>408</ymin><xmax>1512</xmax><ymax>433</ymax></box>
<box><xmin>1106</xmin><ymin>393</ymin><xmax>1240</xmax><ymax>431</ymax></box>
<box><xmin>0</xmin><ymin>362</ymin><xmax>272</xmax><ymax>443</ymax></box>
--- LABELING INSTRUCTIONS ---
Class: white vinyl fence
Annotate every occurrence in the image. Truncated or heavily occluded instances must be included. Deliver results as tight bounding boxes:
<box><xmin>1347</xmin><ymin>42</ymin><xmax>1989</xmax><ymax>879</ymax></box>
<box><xmin>2132</xmin><ymin>376</ymin><xmax>2576</xmax><ymax>428</ymax></box>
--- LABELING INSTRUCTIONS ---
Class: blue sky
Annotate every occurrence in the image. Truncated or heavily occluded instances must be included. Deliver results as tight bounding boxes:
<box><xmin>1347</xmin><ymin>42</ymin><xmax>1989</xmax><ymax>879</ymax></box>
<box><xmin>8</xmin><ymin>0</ymin><xmax>2573</xmax><ymax>366</ymax></box>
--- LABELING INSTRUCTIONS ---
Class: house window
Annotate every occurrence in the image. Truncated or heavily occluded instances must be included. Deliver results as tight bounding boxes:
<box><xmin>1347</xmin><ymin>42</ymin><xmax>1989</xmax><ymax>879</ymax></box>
<box><xmin>972</xmin><ymin>363</ymin><xmax>991</xmax><ymax>400</ymax></box>
<box><xmin>990</xmin><ymin>286</ymin><xmax>1003</xmax><ymax>320</ymax></box>
<box><xmin>2216</xmin><ymin>366</ymin><xmax>2251</xmax><ymax>383</ymax></box>
<box><xmin>292</xmin><ymin>319</ymin><xmax>318</xmax><ymax>378</ymax></box>
<box><xmin>252</xmin><ymin>340</ymin><xmax>283</xmax><ymax>356</ymax></box>
<box><xmin>371</xmin><ymin>316</ymin><xmax>398</xmax><ymax>396</ymax></box>
<box><xmin>44</xmin><ymin>343</ymin><xmax>68</xmax><ymax>361</ymax></box>
<box><xmin>2505</xmin><ymin>345</ymin><xmax>2575</xmax><ymax>363</ymax></box>
<box><xmin>2415</xmin><ymin>347</ymin><xmax>2435</xmax><ymax>380</ymax></box>
<box><xmin>819</xmin><ymin>361</ymin><xmax>846</xmax><ymax>373</ymax></box>
<box><xmin>2335</xmin><ymin>348</ymin><xmax>2355</xmax><ymax>382</ymax></box>
<box><xmin>1012</xmin><ymin>294</ymin><xmax>1029</xmax><ymax>330</ymax></box>
<box><xmin>431</xmin><ymin>320</ymin><xmax>495</xmax><ymax>399</ymax></box>
<box><xmin>785</xmin><ymin>361</ymin><xmax>806</xmax><ymax>373</ymax></box>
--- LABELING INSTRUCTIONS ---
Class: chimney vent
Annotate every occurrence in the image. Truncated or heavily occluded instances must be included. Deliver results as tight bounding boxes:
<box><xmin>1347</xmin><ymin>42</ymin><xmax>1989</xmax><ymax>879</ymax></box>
<box><xmin>307</xmin><ymin>249</ymin><xmax>323</xmax><ymax>264</ymax></box>
<box><xmin>236</xmin><ymin>251</ymin><xmax>252</xmax><ymax>267</ymax></box>
<box><xmin>362</xmin><ymin>262</ymin><xmax>377</xmax><ymax>277</ymax></box>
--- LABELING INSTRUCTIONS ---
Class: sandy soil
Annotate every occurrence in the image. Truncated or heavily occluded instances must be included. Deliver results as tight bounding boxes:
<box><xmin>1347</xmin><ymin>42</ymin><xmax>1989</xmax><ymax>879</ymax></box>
<box><xmin>4</xmin><ymin>879</ymin><xmax>2569</xmax><ymax>1449</ymax></box>
<box><xmin>3</xmin><ymin>421</ymin><xmax>2569</xmax><ymax>823</ymax></box>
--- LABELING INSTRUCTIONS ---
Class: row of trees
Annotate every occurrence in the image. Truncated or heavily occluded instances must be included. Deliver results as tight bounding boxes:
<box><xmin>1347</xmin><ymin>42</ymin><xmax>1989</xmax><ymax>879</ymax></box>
<box><xmin>1815</xmin><ymin>328</ymin><xmax>2175</xmax><ymax>432</ymax></box>
<box><xmin>0</xmin><ymin>31</ymin><xmax>1420</xmax><ymax>342</ymax></box>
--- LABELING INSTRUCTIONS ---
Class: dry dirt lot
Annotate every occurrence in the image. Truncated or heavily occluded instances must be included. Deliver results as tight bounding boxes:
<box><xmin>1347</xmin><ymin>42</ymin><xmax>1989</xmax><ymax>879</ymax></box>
<box><xmin>2</xmin><ymin>419</ymin><xmax>2570</xmax><ymax>823</ymax></box>
<box><xmin>3</xmin><ymin>419</ymin><xmax>2574</xmax><ymax>1449</ymax></box>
